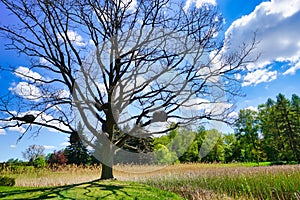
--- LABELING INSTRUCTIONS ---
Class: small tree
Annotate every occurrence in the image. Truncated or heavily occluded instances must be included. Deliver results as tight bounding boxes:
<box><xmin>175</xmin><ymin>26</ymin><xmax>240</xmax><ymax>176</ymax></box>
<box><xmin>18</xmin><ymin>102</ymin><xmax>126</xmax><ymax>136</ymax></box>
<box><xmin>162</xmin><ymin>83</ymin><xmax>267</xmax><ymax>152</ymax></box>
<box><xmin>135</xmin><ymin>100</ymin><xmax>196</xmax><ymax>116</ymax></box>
<box><xmin>33</xmin><ymin>156</ymin><xmax>46</xmax><ymax>168</ymax></box>
<box><xmin>48</xmin><ymin>150</ymin><xmax>67</xmax><ymax>166</ymax></box>
<box><xmin>22</xmin><ymin>145</ymin><xmax>45</xmax><ymax>164</ymax></box>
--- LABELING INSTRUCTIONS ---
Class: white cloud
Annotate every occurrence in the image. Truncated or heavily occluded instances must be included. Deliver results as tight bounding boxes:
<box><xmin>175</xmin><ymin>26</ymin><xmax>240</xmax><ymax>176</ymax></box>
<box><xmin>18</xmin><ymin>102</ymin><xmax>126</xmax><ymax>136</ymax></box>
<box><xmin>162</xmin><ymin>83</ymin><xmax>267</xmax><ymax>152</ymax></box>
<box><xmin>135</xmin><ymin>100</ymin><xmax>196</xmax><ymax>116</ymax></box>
<box><xmin>10</xmin><ymin>145</ymin><xmax>16</xmax><ymax>148</ymax></box>
<box><xmin>225</xmin><ymin>0</ymin><xmax>300</xmax><ymax>84</ymax></box>
<box><xmin>57</xmin><ymin>89</ymin><xmax>70</xmax><ymax>99</ymax></box>
<box><xmin>60</xmin><ymin>142</ymin><xmax>69</xmax><ymax>147</ymax></box>
<box><xmin>8</xmin><ymin>126</ymin><xmax>26</xmax><ymax>133</ymax></box>
<box><xmin>58</xmin><ymin>30</ymin><xmax>86</xmax><ymax>47</ymax></box>
<box><xmin>283</xmin><ymin>60</ymin><xmax>300</xmax><ymax>75</ymax></box>
<box><xmin>43</xmin><ymin>145</ymin><xmax>56</xmax><ymax>150</ymax></box>
<box><xmin>245</xmin><ymin>106</ymin><xmax>258</xmax><ymax>112</ymax></box>
<box><xmin>184</xmin><ymin>0</ymin><xmax>216</xmax><ymax>11</ymax></box>
<box><xmin>120</xmin><ymin>0</ymin><xmax>137</xmax><ymax>11</ymax></box>
<box><xmin>243</xmin><ymin>69</ymin><xmax>277</xmax><ymax>86</ymax></box>
<box><xmin>39</xmin><ymin>58</ymin><xmax>53</xmax><ymax>67</ymax></box>
<box><xmin>0</xmin><ymin>129</ymin><xmax>6</xmax><ymax>135</ymax></box>
<box><xmin>14</xmin><ymin>66</ymin><xmax>42</xmax><ymax>82</ymax></box>
<box><xmin>228</xmin><ymin>111</ymin><xmax>238</xmax><ymax>119</ymax></box>
<box><xmin>9</xmin><ymin>82</ymin><xmax>41</xmax><ymax>101</ymax></box>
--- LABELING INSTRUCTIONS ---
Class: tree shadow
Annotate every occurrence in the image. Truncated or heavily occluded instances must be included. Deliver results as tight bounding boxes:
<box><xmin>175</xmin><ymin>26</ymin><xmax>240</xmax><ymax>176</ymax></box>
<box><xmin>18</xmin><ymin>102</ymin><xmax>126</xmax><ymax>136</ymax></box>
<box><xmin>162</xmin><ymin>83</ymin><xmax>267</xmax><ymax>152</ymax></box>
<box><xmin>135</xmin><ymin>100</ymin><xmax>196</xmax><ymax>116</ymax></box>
<box><xmin>0</xmin><ymin>179</ymin><xmax>132</xmax><ymax>199</ymax></box>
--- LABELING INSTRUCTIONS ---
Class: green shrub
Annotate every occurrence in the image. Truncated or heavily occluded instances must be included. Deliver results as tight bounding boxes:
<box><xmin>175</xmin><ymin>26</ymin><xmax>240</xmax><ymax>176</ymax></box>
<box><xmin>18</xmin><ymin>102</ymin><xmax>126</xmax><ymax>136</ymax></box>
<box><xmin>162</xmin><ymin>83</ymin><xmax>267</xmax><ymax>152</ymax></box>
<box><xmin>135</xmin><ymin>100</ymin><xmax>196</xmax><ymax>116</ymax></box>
<box><xmin>33</xmin><ymin>156</ymin><xmax>46</xmax><ymax>168</ymax></box>
<box><xmin>0</xmin><ymin>176</ymin><xmax>15</xmax><ymax>186</ymax></box>
<box><xmin>270</xmin><ymin>161</ymin><xmax>287</xmax><ymax>166</ymax></box>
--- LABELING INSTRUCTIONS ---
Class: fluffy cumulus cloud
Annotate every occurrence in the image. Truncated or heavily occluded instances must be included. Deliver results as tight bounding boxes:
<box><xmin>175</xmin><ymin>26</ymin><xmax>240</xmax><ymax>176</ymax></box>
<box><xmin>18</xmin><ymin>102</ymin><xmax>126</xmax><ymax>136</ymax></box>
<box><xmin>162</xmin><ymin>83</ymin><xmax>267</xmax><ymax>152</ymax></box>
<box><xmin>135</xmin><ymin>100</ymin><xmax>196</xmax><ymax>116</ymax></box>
<box><xmin>9</xmin><ymin>82</ymin><xmax>41</xmax><ymax>101</ymax></box>
<box><xmin>243</xmin><ymin>69</ymin><xmax>278</xmax><ymax>86</ymax></box>
<box><xmin>14</xmin><ymin>66</ymin><xmax>42</xmax><ymax>82</ymax></box>
<box><xmin>58</xmin><ymin>30</ymin><xmax>86</xmax><ymax>47</ymax></box>
<box><xmin>225</xmin><ymin>0</ymin><xmax>300</xmax><ymax>86</ymax></box>
<box><xmin>184</xmin><ymin>0</ymin><xmax>216</xmax><ymax>11</ymax></box>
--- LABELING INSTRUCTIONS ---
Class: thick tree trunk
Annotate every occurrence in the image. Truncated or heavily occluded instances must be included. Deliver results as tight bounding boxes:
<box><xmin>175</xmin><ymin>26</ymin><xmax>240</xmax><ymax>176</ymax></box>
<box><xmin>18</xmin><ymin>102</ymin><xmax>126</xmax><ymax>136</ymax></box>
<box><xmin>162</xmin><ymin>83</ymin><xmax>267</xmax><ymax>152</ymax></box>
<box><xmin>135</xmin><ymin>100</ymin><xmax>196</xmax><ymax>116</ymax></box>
<box><xmin>101</xmin><ymin>163</ymin><xmax>114</xmax><ymax>180</ymax></box>
<box><xmin>99</xmin><ymin>141</ymin><xmax>115</xmax><ymax>180</ymax></box>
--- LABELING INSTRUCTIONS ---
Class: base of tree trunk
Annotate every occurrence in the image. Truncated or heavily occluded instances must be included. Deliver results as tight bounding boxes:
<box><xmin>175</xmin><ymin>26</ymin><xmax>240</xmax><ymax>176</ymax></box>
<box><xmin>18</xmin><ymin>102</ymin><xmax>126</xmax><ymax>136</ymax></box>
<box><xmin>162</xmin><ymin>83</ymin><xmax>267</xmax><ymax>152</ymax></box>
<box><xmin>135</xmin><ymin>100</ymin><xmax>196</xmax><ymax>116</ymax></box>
<box><xmin>100</xmin><ymin>164</ymin><xmax>114</xmax><ymax>180</ymax></box>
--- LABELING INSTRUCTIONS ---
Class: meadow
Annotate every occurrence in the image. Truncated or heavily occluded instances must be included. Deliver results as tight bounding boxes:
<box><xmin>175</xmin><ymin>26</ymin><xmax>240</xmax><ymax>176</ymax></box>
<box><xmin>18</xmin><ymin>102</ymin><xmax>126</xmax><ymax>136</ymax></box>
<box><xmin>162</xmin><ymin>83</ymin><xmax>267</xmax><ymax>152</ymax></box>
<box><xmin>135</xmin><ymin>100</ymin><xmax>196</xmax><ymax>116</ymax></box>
<box><xmin>0</xmin><ymin>163</ymin><xmax>299</xmax><ymax>199</ymax></box>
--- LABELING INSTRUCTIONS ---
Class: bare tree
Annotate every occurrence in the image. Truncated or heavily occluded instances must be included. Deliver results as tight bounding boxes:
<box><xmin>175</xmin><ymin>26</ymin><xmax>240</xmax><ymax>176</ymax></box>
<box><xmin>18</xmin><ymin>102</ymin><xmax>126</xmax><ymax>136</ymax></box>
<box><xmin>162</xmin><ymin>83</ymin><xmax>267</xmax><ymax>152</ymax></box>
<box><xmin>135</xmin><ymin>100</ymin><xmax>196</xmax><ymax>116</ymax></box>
<box><xmin>22</xmin><ymin>144</ymin><xmax>45</xmax><ymax>163</ymax></box>
<box><xmin>0</xmin><ymin>0</ymin><xmax>257</xmax><ymax>179</ymax></box>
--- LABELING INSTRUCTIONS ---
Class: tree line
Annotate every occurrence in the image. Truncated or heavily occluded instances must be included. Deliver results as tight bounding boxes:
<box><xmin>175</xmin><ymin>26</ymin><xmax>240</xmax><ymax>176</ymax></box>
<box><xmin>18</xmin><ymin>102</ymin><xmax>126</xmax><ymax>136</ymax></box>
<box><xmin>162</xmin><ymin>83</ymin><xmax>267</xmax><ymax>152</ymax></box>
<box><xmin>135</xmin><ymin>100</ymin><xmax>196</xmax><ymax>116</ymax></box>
<box><xmin>235</xmin><ymin>93</ymin><xmax>300</xmax><ymax>163</ymax></box>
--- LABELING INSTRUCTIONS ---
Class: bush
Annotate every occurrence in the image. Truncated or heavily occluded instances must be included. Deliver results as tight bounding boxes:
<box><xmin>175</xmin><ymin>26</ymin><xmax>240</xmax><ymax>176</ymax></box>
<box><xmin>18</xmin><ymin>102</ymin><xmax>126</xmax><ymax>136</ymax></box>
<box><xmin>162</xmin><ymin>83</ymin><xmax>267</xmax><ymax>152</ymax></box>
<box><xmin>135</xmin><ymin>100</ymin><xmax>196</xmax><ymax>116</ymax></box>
<box><xmin>288</xmin><ymin>161</ymin><xmax>298</xmax><ymax>165</ymax></box>
<box><xmin>270</xmin><ymin>161</ymin><xmax>287</xmax><ymax>166</ymax></box>
<box><xmin>33</xmin><ymin>156</ymin><xmax>46</xmax><ymax>168</ymax></box>
<box><xmin>0</xmin><ymin>176</ymin><xmax>15</xmax><ymax>186</ymax></box>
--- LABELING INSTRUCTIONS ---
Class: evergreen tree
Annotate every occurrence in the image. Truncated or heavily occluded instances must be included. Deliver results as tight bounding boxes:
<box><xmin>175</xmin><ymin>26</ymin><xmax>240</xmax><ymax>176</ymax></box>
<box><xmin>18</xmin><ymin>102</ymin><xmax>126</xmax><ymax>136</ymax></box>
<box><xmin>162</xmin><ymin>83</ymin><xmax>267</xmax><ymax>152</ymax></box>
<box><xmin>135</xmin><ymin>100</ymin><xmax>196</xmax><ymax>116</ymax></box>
<box><xmin>64</xmin><ymin>141</ymin><xmax>90</xmax><ymax>165</ymax></box>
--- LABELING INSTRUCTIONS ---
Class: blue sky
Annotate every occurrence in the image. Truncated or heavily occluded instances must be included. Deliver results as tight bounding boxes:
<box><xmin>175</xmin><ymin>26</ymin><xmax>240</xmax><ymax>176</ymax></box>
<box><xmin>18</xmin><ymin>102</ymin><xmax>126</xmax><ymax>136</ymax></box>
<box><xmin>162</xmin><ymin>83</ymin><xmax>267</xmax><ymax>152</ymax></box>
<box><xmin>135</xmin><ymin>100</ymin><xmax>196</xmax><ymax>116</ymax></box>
<box><xmin>1</xmin><ymin>0</ymin><xmax>300</xmax><ymax>162</ymax></box>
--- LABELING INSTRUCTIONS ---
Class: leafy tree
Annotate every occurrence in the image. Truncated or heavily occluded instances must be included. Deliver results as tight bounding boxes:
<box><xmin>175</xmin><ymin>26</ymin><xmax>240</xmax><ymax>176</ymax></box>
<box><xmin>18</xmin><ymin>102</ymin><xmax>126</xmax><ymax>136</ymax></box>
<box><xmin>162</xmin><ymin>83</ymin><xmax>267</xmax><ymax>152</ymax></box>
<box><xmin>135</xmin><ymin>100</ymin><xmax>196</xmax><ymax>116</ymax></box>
<box><xmin>0</xmin><ymin>0</ymin><xmax>257</xmax><ymax>179</ymax></box>
<box><xmin>22</xmin><ymin>145</ymin><xmax>45</xmax><ymax>164</ymax></box>
<box><xmin>180</xmin><ymin>140</ymin><xmax>199</xmax><ymax>162</ymax></box>
<box><xmin>47</xmin><ymin>150</ymin><xmax>67</xmax><ymax>166</ymax></box>
<box><xmin>223</xmin><ymin>133</ymin><xmax>238</xmax><ymax>162</ymax></box>
<box><xmin>154</xmin><ymin>144</ymin><xmax>178</xmax><ymax>164</ymax></box>
<box><xmin>200</xmin><ymin>129</ymin><xmax>225</xmax><ymax>162</ymax></box>
<box><xmin>33</xmin><ymin>156</ymin><xmax>46</xmax><ymax>168</ymax></box>
<box><xmin>235</xmin><ymin>109</ymin><xmax>263</xmax><ymax>163</ymax></box>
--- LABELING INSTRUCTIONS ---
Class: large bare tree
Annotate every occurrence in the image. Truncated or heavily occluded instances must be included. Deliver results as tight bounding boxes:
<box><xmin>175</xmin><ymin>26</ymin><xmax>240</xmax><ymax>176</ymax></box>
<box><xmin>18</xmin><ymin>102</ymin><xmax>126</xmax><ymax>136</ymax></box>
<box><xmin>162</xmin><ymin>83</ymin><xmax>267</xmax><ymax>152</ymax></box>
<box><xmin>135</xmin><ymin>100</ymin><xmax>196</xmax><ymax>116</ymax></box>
<box><xmin>0</xmin><ymin>0</ymin><xmax>257</xmax><ymax>179</ymax></box>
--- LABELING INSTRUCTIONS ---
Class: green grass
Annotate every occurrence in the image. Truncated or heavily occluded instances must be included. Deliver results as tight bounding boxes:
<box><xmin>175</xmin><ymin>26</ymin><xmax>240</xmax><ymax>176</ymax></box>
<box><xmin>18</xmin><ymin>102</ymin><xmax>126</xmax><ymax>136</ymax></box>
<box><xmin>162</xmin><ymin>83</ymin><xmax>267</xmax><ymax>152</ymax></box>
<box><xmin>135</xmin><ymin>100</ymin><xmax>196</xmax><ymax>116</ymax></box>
<box><xmin>144</xmin><ymin>165</ymin><xmax>300</xmax><ymax>200</ymax></box>
<box><xmin>0</xmin><ymin>180</ymin><xmax>182</xmax><ymax>200</ymax></box>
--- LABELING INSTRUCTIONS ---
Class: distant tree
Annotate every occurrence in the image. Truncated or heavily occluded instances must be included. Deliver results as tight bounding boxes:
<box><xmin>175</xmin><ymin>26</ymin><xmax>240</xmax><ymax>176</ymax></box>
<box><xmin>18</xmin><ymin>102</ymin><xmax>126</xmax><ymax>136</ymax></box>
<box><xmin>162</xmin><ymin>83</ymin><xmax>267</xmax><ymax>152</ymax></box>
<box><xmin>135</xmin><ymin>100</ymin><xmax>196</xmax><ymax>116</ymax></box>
<box><xmin>6</xmin><ymin>158</ymin><xmax>23</xmax><ymax>164</ymax></box>
<box><xmin>48</xmin><ymin>150</ymin><xmax>67</xmax><ymax>166</ymax></box>
<box><xmin>154</xmin><ymin>144</ymin><xmax>178</xmax><ymax>165</ymax></box>
<box><xmin>64</xmin><ymin>142</ymin><xmax>90</xmax><ymax>165</ymax></box>
<box><xmin>33</xmin><ymin>156</ymin><xmax>46</xmax><ymax>168</ymax></box>
<box><xmin>200</xmin><ymin>129</ymin><xmax>225</xmax><ymax>162</ymax></box>
<box><xmin>235</xmin><ymin>109</ymin><xmax>263</xmax><ymax>163</ymax></box>
<box><xmin>258</xmin><ymin>98</ymin><xmax>282</xmax><ymax>161</ymax></box>
<box><xmin>22</xmin><ymin>145</ymin><xmax>45</xmax><ymax>164</ymax></box>
<box><xmin>223</xmin><ymin>133</ymin><xmax>238</xmax><ymax>163</ymax></box>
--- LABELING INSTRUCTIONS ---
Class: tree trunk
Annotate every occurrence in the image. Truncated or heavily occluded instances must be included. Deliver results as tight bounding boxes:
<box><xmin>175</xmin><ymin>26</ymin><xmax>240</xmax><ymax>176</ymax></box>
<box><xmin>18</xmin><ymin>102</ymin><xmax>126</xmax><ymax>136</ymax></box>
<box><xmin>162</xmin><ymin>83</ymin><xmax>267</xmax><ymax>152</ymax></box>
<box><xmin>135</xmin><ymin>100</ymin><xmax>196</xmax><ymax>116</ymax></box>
<box><xmin>99</xmin><ymin>141</ymin><xmax>115</xmax><ymax>180</ymax></box>
<box><xmin>101</xmin><ymin>163</ymin><xmax>114</xmax><ymax>180</ymax></box>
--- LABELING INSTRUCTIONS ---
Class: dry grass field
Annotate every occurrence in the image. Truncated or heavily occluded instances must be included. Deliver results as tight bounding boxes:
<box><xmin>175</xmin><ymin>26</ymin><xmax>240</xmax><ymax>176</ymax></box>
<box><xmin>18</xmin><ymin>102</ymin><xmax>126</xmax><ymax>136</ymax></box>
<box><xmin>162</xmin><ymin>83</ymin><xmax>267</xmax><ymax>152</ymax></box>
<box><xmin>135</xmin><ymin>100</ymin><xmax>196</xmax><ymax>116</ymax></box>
<box><xmin>1</xmin><ymin>163</ymin><xmax>300</xmax><ymax>199</ymax></box>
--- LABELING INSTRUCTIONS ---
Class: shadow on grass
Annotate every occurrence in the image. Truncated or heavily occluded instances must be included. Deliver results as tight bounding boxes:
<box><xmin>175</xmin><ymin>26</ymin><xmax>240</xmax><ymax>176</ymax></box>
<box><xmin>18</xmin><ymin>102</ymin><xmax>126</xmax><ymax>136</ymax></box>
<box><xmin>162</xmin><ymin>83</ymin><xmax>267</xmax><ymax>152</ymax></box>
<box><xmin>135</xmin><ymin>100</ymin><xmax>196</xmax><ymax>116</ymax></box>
<box><xmin>0</xmin><ymin>179</ymin><xmax>132</xmax><ymax>199</ymax></box>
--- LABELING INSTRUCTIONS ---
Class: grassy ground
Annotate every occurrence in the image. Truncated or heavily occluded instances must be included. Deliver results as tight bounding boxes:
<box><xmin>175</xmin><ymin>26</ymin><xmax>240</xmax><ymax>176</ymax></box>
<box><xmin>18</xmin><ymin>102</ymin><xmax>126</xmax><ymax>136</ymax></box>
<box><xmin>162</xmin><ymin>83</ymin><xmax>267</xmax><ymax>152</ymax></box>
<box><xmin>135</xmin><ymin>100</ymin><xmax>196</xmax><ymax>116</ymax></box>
<box><xmin>0</xmin><ymin>180</ymin><xmax>181</xmax><ymax>200</ymax></box>
<box><xmin>1</xmin><ymin>163</ymin><xmax>299</xmax><ymax>199</ymax></box>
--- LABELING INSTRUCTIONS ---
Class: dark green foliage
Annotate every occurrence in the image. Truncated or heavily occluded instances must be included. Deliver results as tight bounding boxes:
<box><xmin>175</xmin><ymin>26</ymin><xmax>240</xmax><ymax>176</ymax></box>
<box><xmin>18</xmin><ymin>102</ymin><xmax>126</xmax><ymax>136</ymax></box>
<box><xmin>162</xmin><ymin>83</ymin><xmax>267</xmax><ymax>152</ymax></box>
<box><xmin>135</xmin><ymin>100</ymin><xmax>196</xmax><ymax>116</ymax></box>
<box><xmin>258</xmin><ymin>93</ymin><xmax>300</xmax><ymax>162</ymax></box>
<box><xmin>0</xmin><ymin>176</ymin><xmax>15</xmax><ymax>186</ymax></box>
<box><xmin>115</xmin><ymin>136</ymin><xmax>154</xmax><ymax>164</ymax></box>
<box><xmin>64</xmin><ymin>141</ymin><xmax>91</xmax><ymax>165</ymax></box>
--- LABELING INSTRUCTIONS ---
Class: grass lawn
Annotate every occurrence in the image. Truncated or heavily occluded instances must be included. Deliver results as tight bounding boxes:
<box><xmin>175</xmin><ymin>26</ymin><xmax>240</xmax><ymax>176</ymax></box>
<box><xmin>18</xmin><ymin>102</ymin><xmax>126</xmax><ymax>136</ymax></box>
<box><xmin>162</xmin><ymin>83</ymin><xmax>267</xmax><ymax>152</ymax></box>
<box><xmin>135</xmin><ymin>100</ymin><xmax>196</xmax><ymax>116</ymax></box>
<box><xmin>0</xmin><ymin>180</ymin><xmax>182</xmax><ymax>200</ymax></box>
